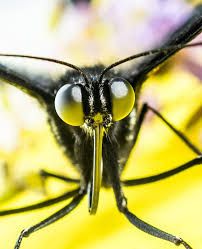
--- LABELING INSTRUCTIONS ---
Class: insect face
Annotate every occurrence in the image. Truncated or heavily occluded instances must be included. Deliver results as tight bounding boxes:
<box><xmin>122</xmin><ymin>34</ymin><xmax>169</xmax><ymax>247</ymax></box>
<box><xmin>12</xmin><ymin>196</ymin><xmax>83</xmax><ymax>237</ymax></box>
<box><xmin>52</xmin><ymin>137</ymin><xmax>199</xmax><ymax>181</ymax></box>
<box><xmin>54</xmin><ymin>72</ymin><xmax>136</xmax><ymax>214</ymax></box>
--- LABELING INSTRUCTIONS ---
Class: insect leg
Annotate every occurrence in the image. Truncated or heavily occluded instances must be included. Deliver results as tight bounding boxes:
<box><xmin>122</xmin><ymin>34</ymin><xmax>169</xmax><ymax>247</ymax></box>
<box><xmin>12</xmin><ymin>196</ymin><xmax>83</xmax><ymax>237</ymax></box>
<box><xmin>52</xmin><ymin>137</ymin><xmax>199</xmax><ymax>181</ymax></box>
<box><xmin>122</xmin><ymin>155</ymin><xmax>202</xmax><ymax>186</ymax></box>
<box><xmin>113</xmin><ymin>184</ymin><xmax>192</xmax><ymax>249</ymax></box>
<box><xmin>14</xmin><ymin>191</ymin><xmax>85</xmax><ymax>249</ymax></box>
<box><xmin>39</xmin><ymin>169</ymin><xmax>80</xmax><ymax>183</ymax></box>
<box><xmin>107</xmin><ymin>149</ymin><xmax>192</xmax><ymax>249</ymax></box>
<box><xmin>146</xmin><ymin>104</ymin><xmax>201</xmax><ymax>155</ymax></box>
<box><xmin>123</xmin><ymin>207</ymin><xmax>192</xmax><ymax>249</ymax></box>
<box><xmin>135</xmin><ymin>103</ymin><xmax>201</xmax><ymax>155</ymax></box>
<box><xmin>122</xmin><ymin>103</ymin><xmax>201</xmax><ymax>186</ymax></box>
<box><xmin>0</xmin><ymin>188</ymin><xmax>80</xmax><ymax>216</ymax></box>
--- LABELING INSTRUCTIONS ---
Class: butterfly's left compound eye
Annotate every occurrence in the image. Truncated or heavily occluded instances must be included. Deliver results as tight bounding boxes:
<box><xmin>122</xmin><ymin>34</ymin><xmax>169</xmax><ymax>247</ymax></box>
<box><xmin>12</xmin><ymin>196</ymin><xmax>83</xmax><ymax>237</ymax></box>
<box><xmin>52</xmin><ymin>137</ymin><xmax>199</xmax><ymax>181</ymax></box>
<box><xmin>109</xmin><ymin>78</ymin><xmax>135</xmax><ymax>121</ymax></box>
<box><xmin>55</xmin><ymin>84</ymin><xmax>84</xmax><ymax>126</ymax></box>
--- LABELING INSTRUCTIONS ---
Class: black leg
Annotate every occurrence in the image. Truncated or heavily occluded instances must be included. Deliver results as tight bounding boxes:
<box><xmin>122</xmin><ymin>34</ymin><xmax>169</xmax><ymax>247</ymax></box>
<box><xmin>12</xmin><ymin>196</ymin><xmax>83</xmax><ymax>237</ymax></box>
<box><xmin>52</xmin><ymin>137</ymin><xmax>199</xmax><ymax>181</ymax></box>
<box><xmin>106</xmin><ymin>149</ymin><xmax>193</xmax><ymax>249</ymax></box>
<box><xmin>0</xmin><ymin>188</ymin><xmax>80</xmax><ymax>216</ymax></box>
<box><xmin>39</xmin><ymin>169</ymin><xmax>80</xmax><ymax>183</ymax></box>
<box><xmin>147</xmin><ymin>104</ymin><xmax>201</xmax><ymax>155</ymax></box>
<box><xmin>123</xmin><ymin>208</ymin><xmax>192</xmax><ymax>249</ymax></box>
<box><xmin>112</xmin><ymin>183</ymin><xmax>192</xmax><ymax>249</ymax></box>
<box><xmin>122</xmin><ymin>155</ymin><xmax>202</xmax><ymax>186</ymax></box>
<box><xmin>14</xmin><ymin>191</ymin><xmax>85</xmax><ymax>249</ymax></box>
<box><xmin>123</xmin><ymin>103</ymin><xmax>202</xmax><ymax>186</ymax></box>
<box><xmin>134</xmin><ymin>103</ymin><xmax>201</xmax><ymax>155</ymax></box>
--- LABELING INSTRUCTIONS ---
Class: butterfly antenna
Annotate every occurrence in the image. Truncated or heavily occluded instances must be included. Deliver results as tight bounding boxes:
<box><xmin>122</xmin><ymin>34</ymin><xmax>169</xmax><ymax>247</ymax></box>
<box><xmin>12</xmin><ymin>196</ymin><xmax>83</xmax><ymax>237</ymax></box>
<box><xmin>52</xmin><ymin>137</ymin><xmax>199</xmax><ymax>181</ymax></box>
<box><xmin>0</xmin><ymin>54</ymin><xmax>90</xmax><ymax>85</ymax></box>
<box><xmin>99</xmin><ymin>42</ymin><xmax>202</xmax><ymax>84</ymax></box>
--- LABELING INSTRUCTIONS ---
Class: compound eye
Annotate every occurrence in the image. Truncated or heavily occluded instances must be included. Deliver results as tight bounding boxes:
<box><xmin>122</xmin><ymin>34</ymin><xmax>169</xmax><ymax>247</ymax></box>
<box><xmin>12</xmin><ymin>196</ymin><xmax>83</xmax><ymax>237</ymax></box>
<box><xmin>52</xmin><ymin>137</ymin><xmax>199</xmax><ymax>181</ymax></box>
<box><xmin>109</xmin><ymin>78</ymin><xmax>135</xmax><ymax>121</ymax></box>
<box><xmin>55</xmin><ymin>84</ymin><xmax>84</xmax><ymax>126</ymax></box>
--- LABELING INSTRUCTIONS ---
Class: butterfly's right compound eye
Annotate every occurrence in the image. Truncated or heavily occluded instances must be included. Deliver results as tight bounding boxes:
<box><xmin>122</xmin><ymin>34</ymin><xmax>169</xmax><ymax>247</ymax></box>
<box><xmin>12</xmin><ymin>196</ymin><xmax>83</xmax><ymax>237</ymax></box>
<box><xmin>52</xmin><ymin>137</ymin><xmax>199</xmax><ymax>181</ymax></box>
<box><xmin>55</xmin><ymin>84</ymin><xmax>84</xmax><ymax>126</ymax></box>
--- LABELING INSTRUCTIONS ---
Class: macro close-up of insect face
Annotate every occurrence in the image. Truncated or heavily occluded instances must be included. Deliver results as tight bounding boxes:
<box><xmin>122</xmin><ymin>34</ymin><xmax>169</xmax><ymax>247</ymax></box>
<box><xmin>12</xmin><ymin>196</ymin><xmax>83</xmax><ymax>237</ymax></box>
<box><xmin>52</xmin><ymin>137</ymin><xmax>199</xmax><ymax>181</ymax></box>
<box><xmin>0</xmin><ymin>1</ymin><xmax>201</xmax><ymax>249</ymax></box>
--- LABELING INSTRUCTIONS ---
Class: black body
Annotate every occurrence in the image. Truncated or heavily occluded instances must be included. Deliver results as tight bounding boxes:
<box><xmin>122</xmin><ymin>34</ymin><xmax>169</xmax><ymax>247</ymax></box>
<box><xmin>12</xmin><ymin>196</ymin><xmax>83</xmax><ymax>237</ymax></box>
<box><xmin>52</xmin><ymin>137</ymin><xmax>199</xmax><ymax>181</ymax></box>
<box><xmin>46</xmin><ymin>66</ymin><xmax>136</xmax><ymax>187</ymax></box>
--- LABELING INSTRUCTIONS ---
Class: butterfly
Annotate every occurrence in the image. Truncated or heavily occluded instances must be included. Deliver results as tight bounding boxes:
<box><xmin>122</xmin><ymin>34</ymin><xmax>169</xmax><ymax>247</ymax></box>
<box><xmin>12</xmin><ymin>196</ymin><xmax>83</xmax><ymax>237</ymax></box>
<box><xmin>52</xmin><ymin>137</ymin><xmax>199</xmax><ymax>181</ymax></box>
<box><xmin>0</xmin><ymin>3</ymin><xmax>201</xmax><ymax>249</ymax></box>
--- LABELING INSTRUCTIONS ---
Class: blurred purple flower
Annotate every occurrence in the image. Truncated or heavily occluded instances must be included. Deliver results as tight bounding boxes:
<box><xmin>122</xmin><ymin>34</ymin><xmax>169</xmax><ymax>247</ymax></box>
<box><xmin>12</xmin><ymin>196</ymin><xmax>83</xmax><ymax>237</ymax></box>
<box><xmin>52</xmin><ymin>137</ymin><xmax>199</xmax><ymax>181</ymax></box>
<box><xmin>99</xmin><ymin>0</ymin><xmax>192</xmax><ymax>54</ymax></box>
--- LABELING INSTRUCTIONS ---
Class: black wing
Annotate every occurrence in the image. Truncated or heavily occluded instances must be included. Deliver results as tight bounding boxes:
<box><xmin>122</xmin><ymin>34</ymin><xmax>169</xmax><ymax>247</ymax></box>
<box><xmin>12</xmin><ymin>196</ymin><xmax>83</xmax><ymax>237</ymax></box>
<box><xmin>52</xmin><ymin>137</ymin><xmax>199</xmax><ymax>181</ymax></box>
<box><xmin>127</xmin><ymin>4</ymin><xmax>202</xmax><ymax>91</ymax></box>
<box><xmin>0</xmin><ymin>57</ymin><xmax>68</xmax><ymax>103</ymax></box>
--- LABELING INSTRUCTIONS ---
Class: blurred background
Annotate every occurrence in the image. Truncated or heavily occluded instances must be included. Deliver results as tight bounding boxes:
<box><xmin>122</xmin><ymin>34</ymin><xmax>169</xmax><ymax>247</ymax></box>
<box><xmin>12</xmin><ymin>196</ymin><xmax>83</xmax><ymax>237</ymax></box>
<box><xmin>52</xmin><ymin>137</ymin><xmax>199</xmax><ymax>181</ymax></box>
<box><xmin>0</xmin><ymin>0</ymin><xmax>201</xmax><ymax>249</ymax></box>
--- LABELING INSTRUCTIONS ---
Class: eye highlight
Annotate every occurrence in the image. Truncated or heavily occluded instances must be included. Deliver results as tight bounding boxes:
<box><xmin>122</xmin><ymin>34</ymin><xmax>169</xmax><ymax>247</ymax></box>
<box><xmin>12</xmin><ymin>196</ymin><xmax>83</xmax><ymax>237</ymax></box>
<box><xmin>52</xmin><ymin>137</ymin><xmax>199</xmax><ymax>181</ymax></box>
<box><xmin>55</xmin><ymin>84</ymin><xmax>84</xmax><ymax>126</ymax></box>
<box><xmin>109</xmin><ymin>78</ymin><xmax>135</xmax><ymax>121</ymax></box>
